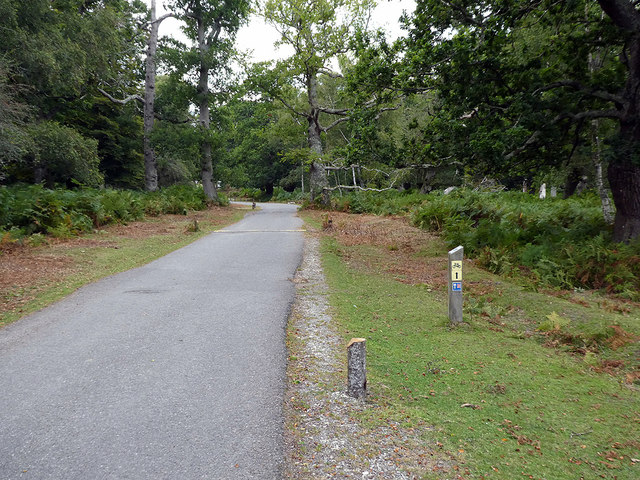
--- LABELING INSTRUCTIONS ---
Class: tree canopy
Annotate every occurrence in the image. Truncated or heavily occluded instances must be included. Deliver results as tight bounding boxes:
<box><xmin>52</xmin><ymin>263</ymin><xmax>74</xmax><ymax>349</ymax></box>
<box><xmin>2</xmin><ymin>0</ymin><xmax>640</xmax><ymax>241</ymax></box>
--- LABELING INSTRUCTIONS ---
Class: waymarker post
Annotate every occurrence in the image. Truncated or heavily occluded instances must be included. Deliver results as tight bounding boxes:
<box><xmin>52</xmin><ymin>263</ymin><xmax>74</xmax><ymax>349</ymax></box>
<box><xmin>448</xmin><ymin>246</ymin><xmax>464</xmax><ymax>324</ymax></box>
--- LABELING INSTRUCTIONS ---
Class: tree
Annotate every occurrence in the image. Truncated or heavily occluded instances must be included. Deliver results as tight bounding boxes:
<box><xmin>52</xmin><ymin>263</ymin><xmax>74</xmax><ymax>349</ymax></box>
<box><xmin>0</xmin><ymin>0</ymin><xmax>146</xmax><ymax>187</ymax></box>
<box><xmin>28</xmin><ymin>121</ymin><xmax>103</xmax><ymax>188</ymax></box>
<box><xmin>221</xmin><ymin>97</ymin><xmax>307</xmax><ymax>192</ymax></box>
<box><xmin>402</xmin><ymin>0</ymin><xmax>640</xmax><ymax>242</ymax></box>
<box><xmin>0</xmin><ymin>60</ymin><xmax>32</xmax><ymax>182</ymax></box>
<box><xmin>168</xmin><ymin>0</ymin><xmax>250</xmax><ymax>201</ymax></box>
<box><xmin>144</xmin><ymin>0</ymin><xmax>175</xmax><ymax>191</ymax></box>
<box><xmin>151</xmin><ymin>75</ymin><xmax>200</xmax><ymax>187</ymax></box>
<box><xmin>597</xmin><ymin>0</ymin><xmax>640</xmax><ymax>241</ymax></box>
<box><xmin>259</xmin><ymin>0</ymin><xmax>375</xmax><ymax>203</ymax></box>
<box><xmin>98</xmin><ymin>0</ymin><xmax>174</xmax><ymax>191</ymax></box>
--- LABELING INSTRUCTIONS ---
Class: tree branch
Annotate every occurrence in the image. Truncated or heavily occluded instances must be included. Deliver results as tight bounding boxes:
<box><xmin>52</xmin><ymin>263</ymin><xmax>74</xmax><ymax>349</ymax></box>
<box><xmin>318</xmin><ymin>106</ymin><xmax>350</xmax><ymax>115</ymax></box>
<box><xmin>505</xmin><ymin>109</ymin><xmax>621</xmax><ymax>160</ymax></box>
<box><xmin>559</xmin><ymin>108</ymin><xmax>622</xmax><ymax>121</ymax></box>
<box><xmin>150</xmin><ymin>13</ymin><xmax>176</xmax><ymax>26</ymax></box>
<box><xmin>324</xmin><ymin>185</ymin><xmax>396</xmax><ymax>192</ymax></box>
<box><xmin>319</xmin><ymin>102</ymin><xmax>399</xmax><ymax>132</ymax></box>
<box><xmin>325</xmin><ymin>164</ymin><xmax>391</xmax><ymax>177</ymax></box>
<box><xmin>98</xmin><ymin>88</ymin><xmax>143</xmax><ymax>106</ymax></box>
<box><xmin>273</xmin><ymin>93</ymin><xmax>309</xmax><ymax>119</ymax></box>
<box><xmin>535</xmin><ymin>80</ymin><xmax>625</xmax><ymax>104</ymax></box>
<box><xmin>319</xmin><ymin>68</ymin><xmax>344</xmax><ymax>78</ymax></box>
<box><xmin>375</xmin><ymin>105</ymin><xmax>400</xmax><ymax>120</ymax></box>
<box><xmin>441</xmin><ymin>0</ymin><xmax>483</xmax><ymax>27</ymax></box>
<box><xmin>321</xmin><ymin>116</ymin><xmax>350</xmax><ymax>132</ymax></box>
<box><xmin>207</xmin><ymin>20</ymin><xmax>222</xmax><ymax>46</ymax></box>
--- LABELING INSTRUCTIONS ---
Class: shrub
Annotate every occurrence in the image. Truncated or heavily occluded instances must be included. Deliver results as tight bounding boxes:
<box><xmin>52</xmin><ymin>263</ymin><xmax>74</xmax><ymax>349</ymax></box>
<box><xmin>271</xmin><ymin>187</ymin><xmax>306</xmax><ymax>203</ymax></box>
<box><xmin>0</xmin><ymin>184</ymin><xmax>209</xmax><ymax>239</ymax></box>
<box><xmin>333</xmin><ymin>190</ymin><xmax>426</xmax><ymax>215</ymax></box>
<box><xmin>28</xmin><ymin>121</ymin><xmax>103</xmax><ymax>188</ymax></box>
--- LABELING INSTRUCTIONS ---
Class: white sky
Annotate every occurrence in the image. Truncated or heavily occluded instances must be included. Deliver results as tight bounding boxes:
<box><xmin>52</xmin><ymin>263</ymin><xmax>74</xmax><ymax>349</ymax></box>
<box><xmin>149</xmin><ymin>0</ymin><xmax>416</xmax><ymax>64</ymax></box>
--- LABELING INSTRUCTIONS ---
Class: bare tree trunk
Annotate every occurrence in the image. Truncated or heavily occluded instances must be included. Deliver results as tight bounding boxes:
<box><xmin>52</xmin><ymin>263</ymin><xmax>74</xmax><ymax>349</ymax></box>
<box><xmin>144</xmin><ymin>0</ymin><xmax>160</xmax><ymax>192</ymax></box>
<box><xmin>590</xmin><ymin>119</ymin><xmax>615</xmax><ymax>224</ymax></box>
<box><xmin>197</xmin><ymin>16</ymin><xmax>218</xmax><ymax>202</ymax></box>
<box><xmin>307</xmin><ymin>74</ymin><xmax>329</xmax><ymax>204</ymax></box>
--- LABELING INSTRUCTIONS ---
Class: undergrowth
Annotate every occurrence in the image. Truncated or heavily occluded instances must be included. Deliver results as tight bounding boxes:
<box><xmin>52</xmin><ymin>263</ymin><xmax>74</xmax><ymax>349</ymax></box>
<box><xmin>0</xmin><ymin>184</ymin><xmax>213</xmax><ymax>241</ymax></box>
<box><xmin>329</xmin><ymin>189</ymin><xmax>640</xmax><ymax>299</ymax></box>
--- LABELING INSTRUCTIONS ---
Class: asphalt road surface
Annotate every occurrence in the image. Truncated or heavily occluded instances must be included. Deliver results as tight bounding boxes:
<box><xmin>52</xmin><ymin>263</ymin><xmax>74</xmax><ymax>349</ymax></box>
<box><xmin>0</xmin><ymin>203</ymin><xmax>304</xmax><ymax>479</ymax></box>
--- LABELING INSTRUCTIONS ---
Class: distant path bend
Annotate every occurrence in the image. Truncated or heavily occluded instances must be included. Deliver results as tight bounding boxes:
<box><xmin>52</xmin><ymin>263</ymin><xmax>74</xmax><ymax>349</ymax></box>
<box><xmin>0</xmin><ymin>203</ymin><xmax>304</xmax><ymax>479</ymax></box>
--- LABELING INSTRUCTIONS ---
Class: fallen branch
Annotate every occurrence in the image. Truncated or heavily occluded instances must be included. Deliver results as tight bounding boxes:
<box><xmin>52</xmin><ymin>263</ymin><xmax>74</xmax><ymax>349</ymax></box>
<box><xmin>323</xmin><ymin>185</ymin><xmax>396</xmax><ymax>192</ymax></box>
<box><xmin>570</xmin><ymin>428</ymin><xmax>593</xmax><ymax>438</ymax></box>
<box><xmin>324</xmin><ymin>164</ymin><xmax>392</xmax><ymax>178</ymax></box>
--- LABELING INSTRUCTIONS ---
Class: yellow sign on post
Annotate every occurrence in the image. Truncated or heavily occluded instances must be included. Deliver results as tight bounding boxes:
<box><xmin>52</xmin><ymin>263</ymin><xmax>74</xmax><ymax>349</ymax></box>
<box><xmin>451</xmin><ymin>261</ymin><xmax>463</xmax><ymax>281</ymax></box>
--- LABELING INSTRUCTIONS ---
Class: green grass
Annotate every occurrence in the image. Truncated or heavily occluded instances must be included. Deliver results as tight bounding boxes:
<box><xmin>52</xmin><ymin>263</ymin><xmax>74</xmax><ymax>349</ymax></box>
<box><xmin>320</xmin><ymin>235</ymin><xmax>640</xmax><ymax>479</ymax></box>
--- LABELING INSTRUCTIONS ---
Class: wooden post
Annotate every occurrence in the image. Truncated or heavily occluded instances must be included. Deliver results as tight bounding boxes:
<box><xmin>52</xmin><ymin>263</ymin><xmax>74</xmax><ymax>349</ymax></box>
<box><xmin>448</xmin><ymin>246</ymin><xmax>464</xmax><ymax>324</ymax></box>
<box><xmin>347</xmin><ymin>338</ymin><xmax>367</xmax><ymax>399</ymax></box>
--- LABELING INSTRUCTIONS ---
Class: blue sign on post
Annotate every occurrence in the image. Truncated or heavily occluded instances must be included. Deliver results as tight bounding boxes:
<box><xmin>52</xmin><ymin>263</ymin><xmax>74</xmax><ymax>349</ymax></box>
<box><xmin>452</xmin><ymin>282</ymin><xmax>462</xmax><ymax>292</ymax></box>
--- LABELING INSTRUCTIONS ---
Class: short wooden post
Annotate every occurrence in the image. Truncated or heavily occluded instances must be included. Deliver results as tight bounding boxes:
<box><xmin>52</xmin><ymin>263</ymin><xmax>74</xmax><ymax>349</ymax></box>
<box><xmin>347</xmin><ymin>338</ymin><xmax>367</xmax><ymax>399</ymax></box>
<box><xmin>448</xmin><ymin>246</ymin><xmax>464</xmax><ymax>324</ymax></box>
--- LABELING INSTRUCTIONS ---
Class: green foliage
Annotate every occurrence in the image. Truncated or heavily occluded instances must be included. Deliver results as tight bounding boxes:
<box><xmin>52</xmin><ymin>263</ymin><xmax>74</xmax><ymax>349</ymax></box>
<box><xmin>0</xmin><ymin>0</ymin><xmax>146</xmax><ymax>188</ymax></box>
<box><xmin>537</xmin><ymin>311</ymin><xmax>571</xmax><ymax>333</ymax></box>
<box><xmin>332</xmin><ymin>190</ymin><xmax>426</xmax><ymax>215</ymax></box>
<box><xmin>71</xmin><ymin>97</ymin><xmax>145</xmax><ymax>190</ymax></box>
<box><xmin>0</xmin><ymin>59</ymin><xmax>32</xmax><ymax>180</ymax></box>
<box><xmin>141</xmin><ymin>184</ymin><xmax>208</xmax><ymax>216</ymax></box>
<box><xmin>262</xmin><ymin>0</ymin><xmax>374</xmax><ymax>83</ymax></box>
<box><xmin>219</xmin><ymin>99</ymin><xmax>305</xmax><ymax>191</ymax></box>
<box><xmin>271</xmin><ymin>187</ymin><xmax>306</xmax><ymax>203</ymax></box>
<box><xmin>27</xmin><ymin>121</ymin><xmax>104</xmax><ymax>188</ymax></box>
<box><xmin>232</xmin><ymin>187</ymin><xmax>264</xmax><ymax>201</ymax></box>
<box><xmin>0</xmin><ymin>184</ymin><xmax>208</xmax><ymax>239</ymax></box>
<box><xmin>412</xmin><ymin>189</ymin><xmax>640</xmax><ymax>297</ymax></box>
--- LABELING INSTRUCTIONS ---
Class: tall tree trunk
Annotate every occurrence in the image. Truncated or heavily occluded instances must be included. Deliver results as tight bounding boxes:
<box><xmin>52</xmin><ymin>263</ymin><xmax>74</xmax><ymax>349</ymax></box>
<box><xmin>609</xmin><ymin>158</ymin><xmax>640</xmax><ymax>242</ymax></box>
<box><xmin>609</xmin><ymin>32</ymin><xmax>640</xmax><ymax>242</ymax></box>
<box><xmin>307</xmin><ymin>74</ymin><xmax>329</xmax><ymax>204</ymax></box>
<box><xmin>197</xmin><ymin>16</ymin><xmax>218</xmax><ymax>202</ymax></box>
<box><xmin>143</xmin><ymin>0</ymin><xmax>159</xmax><ymax>192</ymax></box>
<box><xmin>597</xmin><ymin>2</ymin><xmax>640</xmax><ymax>242</ymax></box>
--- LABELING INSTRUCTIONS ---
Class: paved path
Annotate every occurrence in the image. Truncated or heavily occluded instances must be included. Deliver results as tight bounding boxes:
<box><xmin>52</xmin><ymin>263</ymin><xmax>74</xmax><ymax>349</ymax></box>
<box><xmin>0</xmin><ymin>203</ymin><xmax>304</xmax><ymax>479</ymax></box>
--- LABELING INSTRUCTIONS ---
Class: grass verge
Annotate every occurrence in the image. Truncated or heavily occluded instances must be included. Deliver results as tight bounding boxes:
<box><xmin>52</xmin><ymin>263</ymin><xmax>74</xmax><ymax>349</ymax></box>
<box><xmin>0</xmin><ymin>205</ymin><xmax>246</xmax><ymax>327</ymax></box>
<box><xmin>306</xmin><ymin>211</ymin><xmax>640</xmax><ymax>480</ymax></box>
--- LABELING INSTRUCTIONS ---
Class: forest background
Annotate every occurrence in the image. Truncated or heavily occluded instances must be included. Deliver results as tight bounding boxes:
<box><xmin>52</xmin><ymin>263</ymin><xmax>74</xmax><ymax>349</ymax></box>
<box><xmin>1</xmin><ymin>0</ymin><xmax>640</xmax><ymax>296</ymax></box>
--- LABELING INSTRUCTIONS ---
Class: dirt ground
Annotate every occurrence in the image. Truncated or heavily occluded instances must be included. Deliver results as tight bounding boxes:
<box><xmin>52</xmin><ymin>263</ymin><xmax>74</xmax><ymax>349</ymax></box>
<box><xmin>320</xmin><ymin>211</ymin><xmax>449</xmax><ymax>288</ymax></box>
